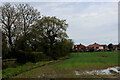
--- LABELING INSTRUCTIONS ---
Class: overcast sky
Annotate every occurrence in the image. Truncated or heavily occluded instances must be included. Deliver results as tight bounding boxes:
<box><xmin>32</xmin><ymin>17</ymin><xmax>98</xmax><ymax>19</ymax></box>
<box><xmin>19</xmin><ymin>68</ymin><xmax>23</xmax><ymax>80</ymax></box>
<box><xmin>1</xmin><ymin>2</ymin><xmax>118</xmax><ymax>45</ymax></box>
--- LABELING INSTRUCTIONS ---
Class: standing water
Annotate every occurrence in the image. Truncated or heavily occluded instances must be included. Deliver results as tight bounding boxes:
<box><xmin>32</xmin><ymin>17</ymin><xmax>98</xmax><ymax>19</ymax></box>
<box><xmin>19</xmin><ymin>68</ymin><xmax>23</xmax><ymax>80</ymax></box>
<box><xmin>75</xmin><ymin>66</ymin><xmax>120</xmax><ymax>75</ymax></box>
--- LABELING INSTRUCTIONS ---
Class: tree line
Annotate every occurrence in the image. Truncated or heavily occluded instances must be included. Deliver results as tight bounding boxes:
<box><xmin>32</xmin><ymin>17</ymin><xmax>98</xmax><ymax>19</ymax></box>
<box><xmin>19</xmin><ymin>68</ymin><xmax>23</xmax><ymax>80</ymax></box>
<box><xmin>1</xmin><ymin>3</ymin><xmax>73</xmax><ymax>63</ymax></box>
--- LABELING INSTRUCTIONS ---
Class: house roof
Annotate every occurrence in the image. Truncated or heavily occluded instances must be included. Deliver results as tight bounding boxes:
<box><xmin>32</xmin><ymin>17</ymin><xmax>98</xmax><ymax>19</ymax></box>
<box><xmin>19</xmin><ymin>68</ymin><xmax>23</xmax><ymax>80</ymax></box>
<box><xmin>74</xmin><ymin>43</ymin><xmax>86</xmax><ymax>47</ymax></box>
<box><xmin>74</xmin><ymin>43</ymin><xmax>118</xmax><ymax>48</ymax></box>
<box><xmin>79</xmin><ymin>43</ymin><xmax>86</xmax><ymax>47</ymax></box>
<box><xmin>87</xmin><ymin>43</ymin><xmax>101</xmax><ymax>47</ymax></box>
<box><xmin>113</xmin><ymin>45</ymin><xmax>118</xmax><ymax>46</ymax></box>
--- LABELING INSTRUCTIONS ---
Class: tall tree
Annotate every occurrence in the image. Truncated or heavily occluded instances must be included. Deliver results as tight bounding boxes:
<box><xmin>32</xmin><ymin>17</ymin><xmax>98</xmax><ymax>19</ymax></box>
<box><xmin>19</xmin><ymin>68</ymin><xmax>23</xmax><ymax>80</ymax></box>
<box><xmin>1</xmin><ymin>3</ymin><xmax>41</xmax><ymax>50</ymax></box>
<box><xmin>32</xmin><ymin>16</ymin><xmax>68</xmax><ymax>57</ymax></box>
<box><xmin>14</xmin><ymin>4</ymin><xmax>41</xmax><ymax>51</ymax></box>
<box><xmin>16</xmin><ymin>4</ymin><xmax>40</xmax><ymax>36</ymax></box>
<box><xmin>1</xmin><ymin>3</ymin><xmax>19</xmax><ymax>47</ymax></box>
<box><xmin>35</xmin><ymin>16</ymin><xmax>68</xmax><ymax>44</ymax></box>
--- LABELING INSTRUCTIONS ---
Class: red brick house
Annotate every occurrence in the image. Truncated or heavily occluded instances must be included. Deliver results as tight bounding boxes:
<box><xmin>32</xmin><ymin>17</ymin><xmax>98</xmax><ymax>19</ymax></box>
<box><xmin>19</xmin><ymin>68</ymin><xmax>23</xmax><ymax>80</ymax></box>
<box><xmin>73</xmin><ymin>43</ymin><xmax>118</xmax><ymax>52</ymax></box>
<box><xmin>74</xmin><ymin>43</ymin><xmax>86</xmax><ymax>52</ymax></box>
<box><xmin>86</xmin><ymin>43</ymin><xmax>108</xmax><ymax>51</ymax></box>
<box><xmin>113</xmin><ymin>45</ymin><xmax>118</xmax><ymax>51</ymax></box>
<box><xmin>100</xmin><ymin>45</ymin><xmax>108</xmax><ymax>51</ymax></box>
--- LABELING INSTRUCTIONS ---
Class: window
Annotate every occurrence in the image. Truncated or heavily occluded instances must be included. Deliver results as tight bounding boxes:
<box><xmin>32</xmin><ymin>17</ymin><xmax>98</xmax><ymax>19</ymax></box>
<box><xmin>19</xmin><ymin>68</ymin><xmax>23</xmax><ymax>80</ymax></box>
<box><xmin>99</xmin><ymin>46</ymin><xmax>103</xmax><ymax>49</ymax></box>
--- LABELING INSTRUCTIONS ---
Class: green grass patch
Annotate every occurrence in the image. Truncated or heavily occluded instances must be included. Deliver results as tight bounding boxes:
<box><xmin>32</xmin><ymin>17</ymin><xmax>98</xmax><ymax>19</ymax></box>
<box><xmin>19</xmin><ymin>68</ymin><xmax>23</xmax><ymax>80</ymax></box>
<box><xmin>14</xmin><ymin>51</ymin><xmax>118</xmax><ymax>78</ymax></box>
<box><xmin>57</xmin><ymin>51</ymin><xmax>118</xmax><ymax>70</ymax></box>
<box><xmin>2</xmin><ymin>61</ymin><xmax>52</xmax><ymax>78</ymax></box>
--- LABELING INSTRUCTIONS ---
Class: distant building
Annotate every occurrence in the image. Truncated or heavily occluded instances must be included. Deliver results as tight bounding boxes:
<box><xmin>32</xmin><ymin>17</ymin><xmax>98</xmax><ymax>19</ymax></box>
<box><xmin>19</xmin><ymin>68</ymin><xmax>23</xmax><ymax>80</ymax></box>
<box><xmin>74</xmin><ymin>43</ymin><xmax>86</xmax><ymax>52</ymax></box>
<box><xmin>73</xmin><ymin>43</ymin><xmax>118</xmax><ymax>52</ymax></box>
<box><xmin>113</xmin><ymin>45</ymin><xmax>118</xmax><ymax>51</ymax></box>
<box><xmin>87</xmin><ymin>43</ymin><xmax>108</xmax><ymax>51</ymax></box>
<box><xmin>100</xmin><ymin>45</ymin><xmax>108</xmax><ymax>51</ymax></box>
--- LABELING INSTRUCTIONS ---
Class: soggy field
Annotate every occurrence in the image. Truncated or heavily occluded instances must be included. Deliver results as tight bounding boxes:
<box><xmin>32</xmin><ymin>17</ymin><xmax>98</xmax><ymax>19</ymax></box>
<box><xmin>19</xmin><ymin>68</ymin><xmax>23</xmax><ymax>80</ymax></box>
<box><xmin>5</xmin><ymin>51</ymin><xmax>119</xmax><ymax>78</ymax></box>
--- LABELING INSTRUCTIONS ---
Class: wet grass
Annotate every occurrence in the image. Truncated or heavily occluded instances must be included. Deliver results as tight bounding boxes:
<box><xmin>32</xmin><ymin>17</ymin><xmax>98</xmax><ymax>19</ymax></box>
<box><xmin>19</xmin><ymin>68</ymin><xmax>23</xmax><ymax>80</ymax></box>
<box><xmin>2</xmin><ymin>60</ymin><xmax>60</xmax><ymax>78</ymax></box>
<box><xmin>57</xmin><ymin>51</ymin><xmax>118</xmax><ymax>70</ymax></box>
<box><xmin>14</xmin><ymin>51</ymin><xmax>118</xmax><ymax>78</ymax></box>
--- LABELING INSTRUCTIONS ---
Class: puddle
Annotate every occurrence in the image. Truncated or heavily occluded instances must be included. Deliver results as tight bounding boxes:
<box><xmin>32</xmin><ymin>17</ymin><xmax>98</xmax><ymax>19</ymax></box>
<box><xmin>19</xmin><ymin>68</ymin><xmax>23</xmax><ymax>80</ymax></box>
<box><xmin>75</xmin><ymin>71</ymin><xmax>80</xmax><ymax>75</ymax></box>
<box><xmin>75</xmin><ymin>66</ymin><xmax>120</xmax><ymax>75</ymax></box>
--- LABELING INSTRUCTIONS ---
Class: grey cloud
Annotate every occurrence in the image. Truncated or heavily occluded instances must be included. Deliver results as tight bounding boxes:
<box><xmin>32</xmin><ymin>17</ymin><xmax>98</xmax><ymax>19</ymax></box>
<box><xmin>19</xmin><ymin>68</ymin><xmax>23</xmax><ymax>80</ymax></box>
<box><xmin>23</xmin><ymin>2</ymin><xmax>119</xmax><ymax>45</ymax></box>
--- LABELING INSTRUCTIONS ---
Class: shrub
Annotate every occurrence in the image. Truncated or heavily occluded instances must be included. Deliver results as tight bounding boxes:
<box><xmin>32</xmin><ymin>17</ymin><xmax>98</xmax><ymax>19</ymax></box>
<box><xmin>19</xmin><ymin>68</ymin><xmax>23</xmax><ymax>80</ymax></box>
<box><xmin>15</xmin><ymin>50</ymin><xmax>49</xmax><ymax>63</ymax></box>
<box><xmin>31</xmin><ymin>52</ymin><xmax>49</xmax><ymax>62</ymax></box>
<box><xmin>25</xmin><ymin>46</ymin><xmax>32</xmax><ymax>53</ymax></box>
<box><xmin>36</xmin><ymin>46</ymin><xmax>44</xmax><ymax>52</ymax></box>
<box><xmin>52</xmin><ymin>39</ymin><xmax>73</xmax><ymax>59</ymax></box>
<box><xmin>15</xmin><ymin>50</ymin><xmax>27</xmax><ymax>64</ymax></box>
<box><xmin>2</xmin><ymin>59</ymin><xmax>16</xmax><ymax>69</ymax></box>
<box><xmin>89</xmin><ymin>47</ymin><xmax>94</xmax><ymax>52</ymax></box>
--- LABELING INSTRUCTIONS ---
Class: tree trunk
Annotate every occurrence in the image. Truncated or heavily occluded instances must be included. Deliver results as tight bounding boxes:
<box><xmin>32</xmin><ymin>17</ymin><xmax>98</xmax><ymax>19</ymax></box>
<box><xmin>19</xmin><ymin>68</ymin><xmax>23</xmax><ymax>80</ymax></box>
<box><xmin>8</xmin><ymin>26</ymin><xmax>12</xmax><ymax>46</ymax></box>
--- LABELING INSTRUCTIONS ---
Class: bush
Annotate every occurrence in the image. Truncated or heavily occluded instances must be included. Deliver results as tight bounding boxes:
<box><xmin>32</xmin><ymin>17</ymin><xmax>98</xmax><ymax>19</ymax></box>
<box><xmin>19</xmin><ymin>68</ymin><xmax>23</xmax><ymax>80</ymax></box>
<box><xmin>32</xmin><ymin>52</ymin><xmax>49</xmax><ymax>62</ymax></box>
<box><xmin>2</xmin><ymin>59</ymin><xmax>17</xmax><ymax>69</ymax></box>
<box><xmin>15</xmin><ymin>50</ymin><xmax>49</xmax><ymax>63</ymax></box>
<box><xmin>15</xmin><ymin>50</ymin><xmax>27</xmax><ymax>64</ymax></box>
<box><xmin>36</xmin><ymin>46</ymin><xmax>44</xmax><ymax>52</ymax></box>
<box><xmin>52</xmin><ymin>39</ymin><xmax>73</xmax><ymax>59</ymax></box>
<box><xmin>25</xmin><ymin>46</ymin><xmax>32</xmax><ymax>53</ymax></box>
<box><xmin>89</xmin><ymin>47</ymin><xmax>94</xmax><ymax>52</ymax></box>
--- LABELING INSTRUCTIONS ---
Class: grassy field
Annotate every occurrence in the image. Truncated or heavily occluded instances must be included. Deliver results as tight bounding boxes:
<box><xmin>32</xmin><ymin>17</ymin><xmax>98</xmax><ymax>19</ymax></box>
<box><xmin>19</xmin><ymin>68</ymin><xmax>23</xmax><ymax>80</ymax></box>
<box><xmin>3</xmin><ymin>51</ymin><xmax>119</xmax><ymax>78</ymax></box>
<box><xmin>2</xmin><ymin>60</ymin><xmax>64</xmax><ymax>78</ymax></box>
<box><xmin>57</xmin><ymin>51</ymin><xmax>118</xmax><ymax>70</ymax></box>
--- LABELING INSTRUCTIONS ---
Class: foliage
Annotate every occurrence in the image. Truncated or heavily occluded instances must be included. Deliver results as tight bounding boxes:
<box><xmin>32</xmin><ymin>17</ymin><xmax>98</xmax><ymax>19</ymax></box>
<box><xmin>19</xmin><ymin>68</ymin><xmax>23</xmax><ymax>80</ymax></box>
<box><xmin>89</xmin><ymin>47</ymin><xmax>95</xmax><ymax>52</ymax></box>
<box><xmin>35</xmin><ymin>46</ymin><xmax>44</xmax><ymax>52</ymax></box>
<box><xmin>31</xmin><ymin>52</ymin><xmax>49</xmax><ymax>62</ymax></box>
<box><xmin>15</xmin><ymin>50</ymin><xmax>27</xmax><ymax>64</ymax></box>
<box><xmin>16</xmin><ymin>4</ymin><xmax>41</xmax><ymax>35</ymax></box>
<box><xmin>53</xmin><ymin>39</ymin><xmax>74</xmax><ymax>59</ymax></box>
<box><xmin>1</xmin><ymin>3</ymin><xmax>41</xmax><ymax>59</ymax></box>
<box><xmin>1</xmin><ymin>3</ymin><xmax>73</xmax><ymax>63</ymax></box>
<box><xmin>1</xmin><ymin>3</ymin><xmax>19</xmax><ymax>47</ymax></box>
<box><xmin>32</xmin><ymin>16</ymin><xmax>72</xmax><ymax>59</ymax></box>
<box><xmin>24</xmin><ymin>46</ymin><xmax>33</xmax><ymax>53</ymax></box>
<box><xmin>108</xmin><ymin>43</ymin><xmax>113</xmax><ymax>51</ymax></box>
<box><xmin>2</xmin><ymin>59</ymin><xmax>17</xmax><ymax>69</ymax></box>
<box><xmin>15</xmin><ymin>35</ymin><xmax>27</xmax><ymax>51</ymax></box>
<box><xmin>2</xmin><ymin>33</ymin><xmax>10</xmax><ymax>59</ymax></box>
<box><xmin>15</xmin><ymin>50</ymin><xmax>49</xmax><ymax>63</ymax></box>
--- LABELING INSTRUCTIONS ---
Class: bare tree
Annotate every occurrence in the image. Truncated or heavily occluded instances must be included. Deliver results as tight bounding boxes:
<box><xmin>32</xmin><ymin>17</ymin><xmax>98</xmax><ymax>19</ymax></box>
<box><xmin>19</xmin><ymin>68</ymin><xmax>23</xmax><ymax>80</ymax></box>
<box><xmin>1</xmin><ymin>3</ymin><xmax>19</xmax><ymax>47</ymax></box>
<box><xmin>16</xmin><ymin>4</ymin><xmax>41</xmax><ymax>35</ymax></box>
<box><xmin>1</xmin><ymin>3</ymin><xmax>41</xmax><ymax>47</ymax></box>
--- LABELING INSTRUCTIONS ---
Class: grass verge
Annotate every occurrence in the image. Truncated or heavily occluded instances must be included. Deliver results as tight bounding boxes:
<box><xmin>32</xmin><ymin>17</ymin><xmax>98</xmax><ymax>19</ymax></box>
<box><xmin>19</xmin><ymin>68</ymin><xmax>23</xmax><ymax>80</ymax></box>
<box><xmin>14</xmin><ymin>51</ymin><xmax>118</xmax><ymax>78</ymax></box>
